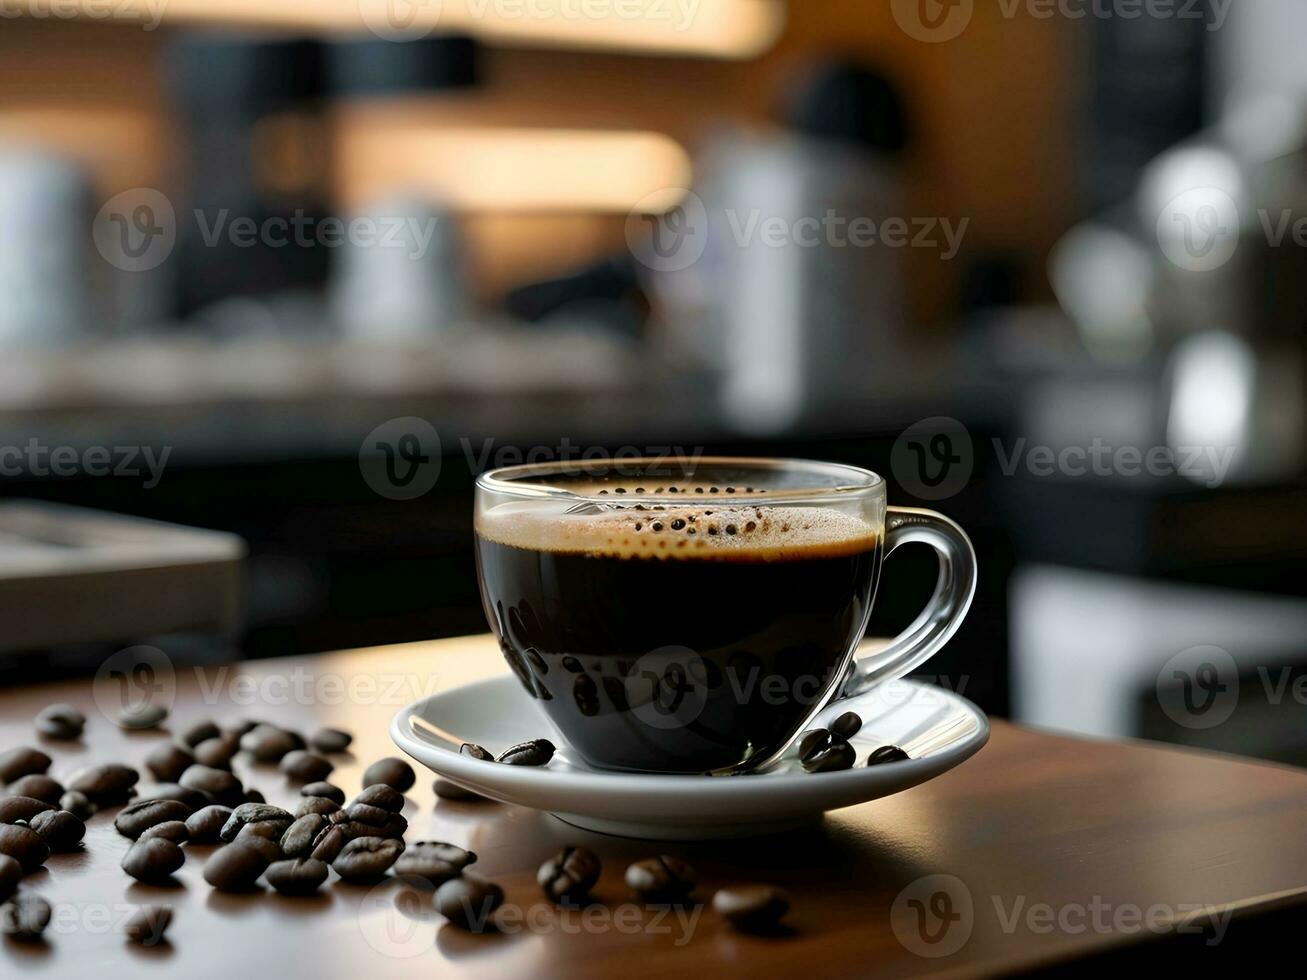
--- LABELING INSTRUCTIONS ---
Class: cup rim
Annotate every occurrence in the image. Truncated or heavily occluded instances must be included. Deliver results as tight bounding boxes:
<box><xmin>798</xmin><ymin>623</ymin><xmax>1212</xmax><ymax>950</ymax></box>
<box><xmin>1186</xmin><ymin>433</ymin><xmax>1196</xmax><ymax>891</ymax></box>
<box><xmin>475</xmin><ymin>456</ymin><xmax>884</xmax><ymax>504</ymax></box>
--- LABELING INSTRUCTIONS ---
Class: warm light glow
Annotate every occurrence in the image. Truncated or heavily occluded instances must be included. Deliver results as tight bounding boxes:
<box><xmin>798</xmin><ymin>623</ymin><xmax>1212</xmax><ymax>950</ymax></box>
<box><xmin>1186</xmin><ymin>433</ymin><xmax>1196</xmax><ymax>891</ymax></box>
<box><xmin>337</xmin><ymin>126</ymin><xmax>691</xmax><ymax>212</ymax></box>
<box><xmin>27</xmin><ymin>0</ymin><xmax>786</xmax><ymax>59</ymax></box>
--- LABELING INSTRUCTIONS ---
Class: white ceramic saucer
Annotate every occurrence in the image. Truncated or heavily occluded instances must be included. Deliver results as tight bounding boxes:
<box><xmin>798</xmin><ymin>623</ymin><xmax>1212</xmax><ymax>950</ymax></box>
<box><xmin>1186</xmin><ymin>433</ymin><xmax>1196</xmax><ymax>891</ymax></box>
<box><xmin>391</xmin><ymin>674</ymin><xmax>989</xmax><ymax>840</ymax></box>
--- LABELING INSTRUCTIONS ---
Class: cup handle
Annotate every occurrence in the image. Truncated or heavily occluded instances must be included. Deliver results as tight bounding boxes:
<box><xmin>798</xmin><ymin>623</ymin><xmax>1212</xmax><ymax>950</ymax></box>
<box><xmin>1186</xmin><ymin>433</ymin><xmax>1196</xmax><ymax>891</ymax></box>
<box><xmin>838</xmin><ymin>506</ymin><xmax>977</xmax><ymax>700</ymax></box>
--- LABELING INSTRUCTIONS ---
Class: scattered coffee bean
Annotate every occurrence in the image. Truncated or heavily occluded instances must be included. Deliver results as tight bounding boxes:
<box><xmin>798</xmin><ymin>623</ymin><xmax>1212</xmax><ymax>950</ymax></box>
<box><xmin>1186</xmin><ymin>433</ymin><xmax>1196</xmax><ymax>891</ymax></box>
<box><xmin>328</xmin><ymin>810</ymin><xmax>351</xmax><ymax>826</ymax></box>
<box><xmin>140</xmin><ymin>821</ymin><xmax>189</xmax><ymax>844</ymax></box>
<box><xmin>0</xmin><ymin>824</ymin><xmax>50</xmax><ymax>872</ymax></box>
<box><xmin>222</xmin><ymin>719</ymin><xmax>261</xmax><ymax>740</ymax></box>
<box><xmin>7</xmin><ymin>774</ymin><xmax>64</xmax><ymax>806</ymax></box>
<box><xmin>361</xmin><ymin>758</ymin><xmax>415</xmax><ymax>792</ymax></box>
<box><xmin>193</xmin><ymin>737</ymin><xmax>237</xmax><ymax>770</ymax></box>
<box><xmin>308</xmin><ymin>825</ymin><xmax>350</xmax><ymax>863</ymax></box>
<box><xmin>240</xmin><ymin>725</ymin><xmax>302</xmax><ymax>763</ymax></box>
<box><xmin>295</xmin><ymin>796</ymin><xmax>340</xmax><ymax>818</ymax></box>
<box><xmin>35</xmin><ymin>703</ymin><xmax>85</xmax><ymax>740</ymax></box>
<box><xmin>219</xmin><ymin>802</ymin><xmax>293</xmax><ymax>843</ymax></box>
<box><xmin>496</xmin><ymin>739</ymin><xmax>555</xmax><ymax>767</ymax></box>
<box><xmin>435</xmin><ymin>874</ymin><xmax>504</xmax><ymax>931</ymax></box>
<box><xmin>713</xmin><ymin>885</ymin><xmax>791</xmax><ymax>933</ymax></box>
<box><xmin>332</xmin><ymin>836</ymin><xmax>404</xmax><ymax>882</ymax></box>
<box><xmin>800</xmin><ymin>737</ymin><xmax>856</xmax><ymax>773</ymax></box>
<box><xmin>137</xmin><ymin>783</ymin><xmax>210</xmax><ymax>811</ymax></box>
<box><xmin>280</xmin><ymin>814</ymin><xmax>328</xmax><ymax>858</ymax></box>
<box><xmin>116</xmin><ymin>703</ymin><xmax>168</xmax><ymax>730</ymax></box>
<box><xmin>179</xmin><ymin>719</ymin><xmax>221</xmax><ymax>748</ymax></box>
<box><xmin>29</xmin><ymin>809</ymin><xmax>84</xmax><ymax>851</ymax></box>
<box><xmin>1</xmin><ymin>893</ymin><xmax>51</xmax><ymax>940</ymax></box>
<box><xmin>0</xmin><ymin>747</ymin><xmax>51</xmax><ymax>784</ymax></box>
<box><xmin>237</xmin><ymin>819</ymin><xmax>284</xmax><ymax>843</ymax></box>
<box><xmin>180</xmin><ymin>764</ymin><xmax>244</xmax><ymax>806</ymax></box>
<box><xmin>67</xmin><ymin>763</ymin><xmax>139</xmax><ymax>804</ymax></box>
<box><xmin>626</xmin><ymin>856</ymin><xmax>699</xmax><ymax>903</ymax></box>
<box><xmin>185</xmin><ymin>805</ymin><xmax>233</xmax><ymax>843</ymax></box>
<box><xmin>58</xmin><ymin>791</ymin><xmax>94</xmax><ymax>821</ymax></box>
<box><xmin>459</xmin><ymin>743</ymin><xmax>494</xmax><ymax>762</ymax></box>
<box><xmin>797</xmin><ymin>729</ymin><xmax>830</xmax><ymax>759</ymax></box>
<box><xmin>308</xmin><ymin>728</ymin><xmax>352</xmax><ymax>754</ymax></box>
<box><xmin>0</xmin><ymin>796</ymin><xmax>54</xmax><ymax>824</ymax></box>
<box><xmin>394</xmin><ymin>841</ymin><xmax>476</xmax><ymax>884</ymax></box>
<box><xmin>352</xmin><ymin>784</ymin><xmax>404</xmax><ymax>813</ymax></box>
<box><xmin>347</xmin><ymin>803</ymin><xmax>389</xmax><ymax>828</ymax></box>
<box><xmin>867</xmin><ymin>745</ymin><xmax>910</xmax><ymax>766</ymax></box>
<box><xmin>830</xmin><ymin>711</ymin><xmax>862</xmax><ymax>740</ymax></box>
<box><xmin>239</xmin><ymin>833</ymin><xmax>284</xmax><ymax>863</ymax></box>
<box><xmin>115</xmin><ymin>799</ymin><xmax>192</xmax><ymax>839</ymax></box>
<box><xmin>203</xmin><ymin>841</ymin><xmax>271</xmax><ymax>891</ymax></box>
<box><xmin>434</xmin><ymin>778</ymin><xmax>486</xmax><ymax>802</ymax></box>
<box><xmin>300</xmin><ymin>782</ymin><xmax>345</xmax><ymax>805</ymax></box>
<box><xmin>379</xmin><ymin>813</ymin><xmax>408</xmax><ymax>840</ymax></box>
<box><xmin>144</xmin><ymin>743</ymin><xmax>195</xmax><ymax>783</ymax></box>
<box><xmin>122</xmin><ymin>837</ymin><xmax>184</xmax><ymax>883</ymax></box>
<box><xmin>265</xmin><ymin>857</ymin><xmax>328</xmax><ymax>896</ymax></box>
<box><xmin>244</xmin><ymin>788</ymin><xmax>266</xmax><ymax>804</ymax></box>
<box><xmin>123</xmin><ymin>905</ymin><xmax>172</xmax><ymax>946</ymax></box>
<box><xmin>538</xmin><ymin>846</ymin><xmax>601</xmax><ymax>903</ymax></box>
<box><xmin>0</xmin><ymin>855</ymin><xmax>19</xmax><ymax>900</ymax></box>
<box><xmin>279</xmin><ymin>750</ymin><xmax>333</xmax><ymax>783</ymax></box>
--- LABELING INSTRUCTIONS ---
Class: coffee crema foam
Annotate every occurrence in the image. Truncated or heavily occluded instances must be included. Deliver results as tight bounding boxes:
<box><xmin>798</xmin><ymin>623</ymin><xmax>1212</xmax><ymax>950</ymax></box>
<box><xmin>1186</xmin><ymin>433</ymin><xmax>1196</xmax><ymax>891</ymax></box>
<box><xmin>476</xmin><ymin>502</ymin><xmax>879</xmax><ymax>562</ymax></box>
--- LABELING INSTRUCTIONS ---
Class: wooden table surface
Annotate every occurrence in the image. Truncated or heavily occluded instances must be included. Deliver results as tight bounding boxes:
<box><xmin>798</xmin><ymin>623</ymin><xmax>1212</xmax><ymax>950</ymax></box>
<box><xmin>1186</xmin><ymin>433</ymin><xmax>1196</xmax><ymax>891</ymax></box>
<box><xmin>3</xmin><ymin>634</ymin><xmax>1307</xmax><ymax>978</ymax></box>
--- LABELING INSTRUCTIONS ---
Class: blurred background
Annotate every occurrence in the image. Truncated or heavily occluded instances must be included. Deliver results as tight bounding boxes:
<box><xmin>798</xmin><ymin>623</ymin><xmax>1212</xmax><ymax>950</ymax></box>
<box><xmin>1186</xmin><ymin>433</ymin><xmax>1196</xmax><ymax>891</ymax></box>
<box><xmin>3</xmin><ymin>0</ymin><xmax>1307</xmax><ymax>765</ymax></box>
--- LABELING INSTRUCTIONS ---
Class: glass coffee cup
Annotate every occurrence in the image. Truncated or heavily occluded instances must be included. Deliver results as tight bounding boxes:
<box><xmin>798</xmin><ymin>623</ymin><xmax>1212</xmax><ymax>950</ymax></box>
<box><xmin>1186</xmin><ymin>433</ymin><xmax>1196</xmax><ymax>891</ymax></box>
<box><xmin>474</xmin><ymin>457</ymin><xmax>975</xmax><ymax>774</ymax></box>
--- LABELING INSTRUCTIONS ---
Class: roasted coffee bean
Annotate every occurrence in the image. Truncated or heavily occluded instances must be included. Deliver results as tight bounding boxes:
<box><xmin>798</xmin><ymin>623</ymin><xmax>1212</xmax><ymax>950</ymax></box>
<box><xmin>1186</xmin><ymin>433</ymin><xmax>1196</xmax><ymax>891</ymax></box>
<box><xmin>433</xmin><ymin>778</ymin><xmax>486</xmax><ymax>802</ymax></box>
<box><xmin>58</xmin><ymin>791</ymin><xmax>94</xmax><ymax>820</ymax></box>
<box><xmin>346</xmin><ymin>802</ymin><xmax>389</xmax><ymax>828</ymax></box>
<box><xmin>116</xmin><ymin>703</ymin><xmax>168</xmax><ymax>730</ymax></box>
<box><xmin>295</xmin><ymin>796</ymin><xmax>340</xmax><ymax>818</ymax></box>
<box><xmin>394</xmin><ymin>841</ymin><xmax>476</xmax><ymax>884</ymax></box>
<box><xmin>361</xmin><ymin>758</ymin><xmax>415</xmax><ymax>792</ymax></box>
<box><xmin>122</xmin><ymin>837</ymin><xmax>184</xmax><ymax>883</ymax></box>
<box><xmin>830</xmin><ymin>711</ymin><xmax>862</xmax><ymax>740</ymax></box>
<box><xmin>0</xmin><ymin>855</ymin><xmax>19</xmax><ymax>900</ymax></box>
<box><xmin>222</xmin><ymin>719</ymin><xmax>261</xmax><ymax>740</ymax></box>
<box><xmin>236</xmin><ymin>833</ymin><xmax>283</xmax><ymax>863</ymax></box>
<box><xmin>240</xmin><ymin>725</ymin><xmax>302</xmax><ymax>763</ymax></box>
<box><xmin>435</xmin><ymin>874</ymin><xmax>504</xmax><ymax>931</ymax></box>
<box><xmin>115</xmin><ymin>799</ymin><xmax>192</xmax><ymax>839</ymax></box>
<box><xmin>185</xmin><ymin>805</ymin><xmax>233</xmax><ymax>843</ymax></box>
<box><xmin>713</xmin><ymin>885</ymin><xmax>791</xmax><ymax>933</ymax></box>
<box><xmin>237</xmin><ymin>819</ymin><xmax>284</xmax><ymax>842</ymax></box>
<box><xmin>0</xmin><ymin>824</ymin><xmax>50</xmax><ymax>872</ymax></box>
<box><xmin>8</xmin><ymin>774</ymin><xmax>64</xmax><ymax>806</ymax></box>
<box><xmin>29</xmin><ymin>809</ymin><xmax>84</xmax><ymax>851</ymax></box>
<box><xmin>0</xmin><ymin>747</ymin><xmax>51</xmax><ymax>784</ymax></box>
<box><xmin>497</xmin><ymin>739</ymin><xmax>555</xmax><ymax>767</ymax></box>
<box><xmin>300</xmin><ymin>782</ymin><xmax>345</xmax><ymax>805</ymax></box>
<box><xmin>796</xmin><ymin>729</ymin><xmax>830</xmax><ymax>759</ymax></box>
<box><xmin>67</xmin><ymin>763</ymin><xmax>138</xmax><ymax>804</ymax></box>
<box><xmin>137</xmin><ymin>783</ymin><xmax>210</xmax><ymax>811</ymax></box>
<box><xmin>538</xmin><ymin>846</ymin><xmax>601</xmax><ymax>903</ymax></box>
<box><xmin>459</xmin><ymin>743</ymin><xmax>494</xmax><ymax>762</ymax></box>
<box><xmin>144</xmin><ymin>743</ymin><xmax>195</xmax><ymax>783</ymax></box>
<box><xmin>279</xmin><ymin>750</ymin><xmax>333</xmax><ymax>783</ymax></box>
<box><xmin>123</xmin><ymin>905</ymin><xmax>172</xmax><ymax>946</ymax></box>
<box><xmin>179</xmin><ymin>719</ymin><xmax>221</xmax><ymax>747</ymax></box>
<box><xmin>352</xmin><ymin>784</ymin><xmax>404</xmax><ymax>813</ymax></box>
<box><xmin>140</xmin><ymin>820</ymin><xmax>189</xmax><ymax>844</ymax></box>
<box><xmin>280</xmin><ymin>814</ymin><xmax>328</xmax><ymax>858</ymax></box>
<box><xmin>219</xmin><ymin>802</ymin><xmax>293</xmax><ymax>843</ymax></box>
<box><xmin>800</xmin><ymin>737</ymin><xmax>855</xmax><ymax>773</ymax></box>
<box><xmin>1</xmin><ymin>893</ymin><xmax>51</xmax><ymax>940</ymax></box>
<box><xmin>867</xmin><ymin>745</ymin><xmax>911</xmax><ymax>766</ymax></box>
<box><xmin>203</xmin><ymin>841</ymin><xmax>271</xmax><ymax>891</ymax></box>
<box><xmin>193</xmin><ymin>737</ymin><xmax>236</xmax><ymax>770</ymax></box>
<box><xmin>265</xmin><ymin>857</ymin><xmax>329</xmax><ymax>896</ymax></box>
<box><xmin>244</xmin><ymin>788</ymin><xmax>266</xmax><ymax>804</ymax></box>
<box><xmin>308</xmin><ymin>728</ymin><xmax>352</xmax><ymax>754</ymax></box>
<box><xmin>333</xmin><ymin>836</ymin><xmax>404</xmax><ymax>882</ymax></box>
<box><xmin>626</xmin><ymin>856</ymin><xmax>699</xmax><ymax>903</ymax></box>
<box><xmin>179</xmin><ymin>764</ymin><xmax>244</xmax><ymax>807</ymax></box>
<box><xmin>309</xmin><ymin>825</ymin><xmax>350</xmax><ymax>863</ymax></box>
<box><xmin>35</xmin><ymin>703</ymin><xmax>85</xmax><ymax>740</ymax></box>
<box><xmin>328</xmin><ymin>809</ymin><xmax>350</xmax><ymax>825</ymax></box>
<box><xmin>378</xmin><ymin>813</ymin><xmax>408</xmax><ymax>840</ymax></box>
<box><xmin>0</xmin><ymin>796</ymin><xmax>54</xmax><ymax>824</ymax></box>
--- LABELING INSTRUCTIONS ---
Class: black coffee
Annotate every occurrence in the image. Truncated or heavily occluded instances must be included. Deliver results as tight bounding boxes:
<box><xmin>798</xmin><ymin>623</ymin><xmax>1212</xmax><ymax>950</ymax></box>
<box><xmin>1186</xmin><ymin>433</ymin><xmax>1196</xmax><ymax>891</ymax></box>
<box><xmin>476</xmin><ymin>491</ymin><xmax>879</xmax><ymax>772</ymax></box>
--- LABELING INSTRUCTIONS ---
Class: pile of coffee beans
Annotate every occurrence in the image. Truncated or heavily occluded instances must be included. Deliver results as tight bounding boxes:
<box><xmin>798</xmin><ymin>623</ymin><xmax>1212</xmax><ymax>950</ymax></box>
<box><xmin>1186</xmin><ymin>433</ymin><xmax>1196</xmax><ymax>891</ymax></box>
<box><xmin>795</xmin><ymin>711</ymin><xmax>911</xmax><ymax>772</ymax></box>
